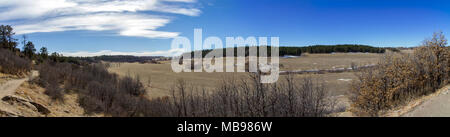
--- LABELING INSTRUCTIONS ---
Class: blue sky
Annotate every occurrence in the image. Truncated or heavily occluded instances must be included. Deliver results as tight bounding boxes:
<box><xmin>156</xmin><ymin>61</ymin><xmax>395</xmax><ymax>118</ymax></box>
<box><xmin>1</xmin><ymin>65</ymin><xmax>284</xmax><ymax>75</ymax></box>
<box><xmin>1</xmin><ymin>0</ymin><xmax>449</xmax><ymax>56</ymax></box>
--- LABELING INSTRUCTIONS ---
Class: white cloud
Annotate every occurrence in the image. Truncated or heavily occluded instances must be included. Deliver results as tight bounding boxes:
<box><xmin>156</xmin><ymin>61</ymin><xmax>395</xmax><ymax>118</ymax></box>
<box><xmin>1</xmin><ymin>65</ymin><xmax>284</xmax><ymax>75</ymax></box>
<box><xmin>14</xmin><ymin>13</ymin><xmax>180</xmax><ymax>38</ymax></box>
<box><xmin>0</xmin><ymin>0</ymin><xmax>77</xmax><ymax>20</ymax></box>
<box><xmin>61</xmin><ymin>48</ymin><xmax>186</xmax><ymax>57</ymax></box>
<box><xmin>0</xmin><ymin>0</ymin><xmax>201</xmax><ymax>38</ymax></box>
<box><xmin>163</xmin><ymin>0</ymin><xmax>196</xmax><ymax>3</ymax></box>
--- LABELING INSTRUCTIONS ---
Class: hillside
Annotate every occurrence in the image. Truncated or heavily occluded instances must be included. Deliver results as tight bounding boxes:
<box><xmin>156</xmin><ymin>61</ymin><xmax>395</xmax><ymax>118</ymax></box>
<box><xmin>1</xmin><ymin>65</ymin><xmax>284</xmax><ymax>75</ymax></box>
<box><xmin>0</xmin><ymin>71</ymin><xmax>91</xmax><ymax>117</ymax></box>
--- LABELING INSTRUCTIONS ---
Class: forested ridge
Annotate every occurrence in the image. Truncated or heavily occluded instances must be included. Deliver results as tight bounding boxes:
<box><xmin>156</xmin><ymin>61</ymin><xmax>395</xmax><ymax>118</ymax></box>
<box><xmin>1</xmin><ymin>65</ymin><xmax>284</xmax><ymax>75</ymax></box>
<box><xmin>187</xmin><ymin>44</ymin><xmax>389</xmax><ymax>58</ymax></box>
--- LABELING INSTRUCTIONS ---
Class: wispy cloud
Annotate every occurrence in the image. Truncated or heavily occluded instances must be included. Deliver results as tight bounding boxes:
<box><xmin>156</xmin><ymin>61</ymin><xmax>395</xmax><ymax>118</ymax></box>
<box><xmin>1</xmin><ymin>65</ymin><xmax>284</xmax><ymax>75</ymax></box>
<box><xmin>61</xmin><ymin>48</ymin><xmax>186</xmax><ymax>57</ymax></box>
<box><xmin>0</xmin><ymin>0</ymin><xmax>201</xmax><ymax>38</ymax></box>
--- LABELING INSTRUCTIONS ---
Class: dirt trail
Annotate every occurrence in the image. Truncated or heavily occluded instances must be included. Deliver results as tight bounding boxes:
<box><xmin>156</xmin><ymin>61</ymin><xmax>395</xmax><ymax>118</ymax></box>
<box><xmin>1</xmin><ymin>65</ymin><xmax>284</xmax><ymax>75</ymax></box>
<box><xmin>0</xmin><ymin>71</ymin><xmax>38</xmax><ymax>116</ymax></box>
<box><xmin>0</xmin><ymin>71</ymin><xmax>38</xmax><ymax>98</ymax></box>
<box><xmin>403</xmin><ymin>85</ymin><xmax>450</xmax><ymax>117</ymax></box>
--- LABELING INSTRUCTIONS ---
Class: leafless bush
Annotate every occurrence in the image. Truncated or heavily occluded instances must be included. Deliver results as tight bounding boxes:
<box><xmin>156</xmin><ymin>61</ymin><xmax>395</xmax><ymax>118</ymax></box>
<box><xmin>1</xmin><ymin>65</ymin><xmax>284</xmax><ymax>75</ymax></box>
<box><xmin>78</xmin><ymin>93</ymin><xmax>105</xmax><ymax>114</ymax></box>
<box><xmin>38</xmin><ymin>62</ymin><xmax>151</xmax><ymax>117</ymax></box>
<box><xmin>164</xmin><ymin>73</ymin><xmax>333</xmax><ymax>117</ymax></box>
<box><xmin>44</xmin><ymin>81</ymin><xmax>65</xmax><ymax>102</ymax></box>
<box><xmin>119</xmin><ymin>75</ymin><xmax>146</xmax><ymax>96</ymax></box>
<box><xmin>0</xmin><ymin>49</ymin><xmax>31</xmax><ymax>75</ymax></box>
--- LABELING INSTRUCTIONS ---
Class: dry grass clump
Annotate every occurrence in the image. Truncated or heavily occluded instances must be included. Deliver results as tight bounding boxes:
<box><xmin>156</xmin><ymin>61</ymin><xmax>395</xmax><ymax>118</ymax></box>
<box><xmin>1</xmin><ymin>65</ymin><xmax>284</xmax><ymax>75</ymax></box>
<box><xmin>351</xmin><ymin>32</ymin><xmax>449</xmax><ymax>116</ymax></box>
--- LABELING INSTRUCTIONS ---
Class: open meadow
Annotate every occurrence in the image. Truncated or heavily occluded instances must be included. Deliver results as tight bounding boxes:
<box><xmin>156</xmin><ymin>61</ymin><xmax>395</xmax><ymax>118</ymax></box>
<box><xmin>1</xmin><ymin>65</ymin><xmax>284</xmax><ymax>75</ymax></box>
<box><xmin>108</xmin><ymin>53</ymin><xmax>384</xmax><ymax>102</ymax></box>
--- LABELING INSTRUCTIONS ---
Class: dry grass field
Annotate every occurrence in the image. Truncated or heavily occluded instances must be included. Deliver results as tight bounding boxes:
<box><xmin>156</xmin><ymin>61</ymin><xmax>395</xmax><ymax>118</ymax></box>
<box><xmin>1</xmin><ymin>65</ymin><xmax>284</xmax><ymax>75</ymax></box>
<box><xmin>280</xmin><ymin>53</ymin><xmax>381</xmax><ymax>71</ymax></box>
<box><xmin>108</xmin><ymin>53</ymin><xmax>383</xmax><ymax>100</ymax></box>
<box><xmin>108</xmin><ymin>61</ymin><xmax>248</xmax><ymax>98</ymax></box>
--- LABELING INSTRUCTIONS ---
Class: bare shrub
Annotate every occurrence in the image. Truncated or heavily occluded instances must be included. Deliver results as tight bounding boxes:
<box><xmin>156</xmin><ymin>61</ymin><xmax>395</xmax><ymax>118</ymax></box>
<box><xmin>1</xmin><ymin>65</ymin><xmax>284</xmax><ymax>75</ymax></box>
<box><xmin>78</xmin><ymin>93</ymin><xmax>105</xmax><ymax>114</ymax></box>
<box><xmin>37</xmin><ymin>62</ymin><xmax>152</xmax><ymax>117</ymax></box>
<box><xmin>165</xmin><ymin>73</ymin><xmax>333</xmax><ymax>117</ymax></box>
<box><xmin>0</xmin><ymin>49</ymin><xmax>31</xmax><ymax>75</ymax></box>
<box><xmin>44</xmin><ymin>81</ymin><xmax>64</xmax><ymax>101</ymax></box>
<box><xmin>119</xmin><ymin>75</ymin><xmax>146</xmax><ymax>96</ymax></box>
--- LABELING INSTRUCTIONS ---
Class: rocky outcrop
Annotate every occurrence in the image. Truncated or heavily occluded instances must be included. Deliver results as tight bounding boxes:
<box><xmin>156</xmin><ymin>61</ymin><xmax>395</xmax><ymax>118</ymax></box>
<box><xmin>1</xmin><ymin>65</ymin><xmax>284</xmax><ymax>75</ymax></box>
<box><xmin>29</xmin><ymin>102</ymin><xmax>50</xmax><ymax>115</ymax></box>
<box><xmin>2</xmin><ymin>95</ymin><xmax>50</xmax><ymax>115</ymax></box>
<box><xmin>0</xmin><ymin>108</ymin><xmax>21</xmax><ymax>117</ymax></box>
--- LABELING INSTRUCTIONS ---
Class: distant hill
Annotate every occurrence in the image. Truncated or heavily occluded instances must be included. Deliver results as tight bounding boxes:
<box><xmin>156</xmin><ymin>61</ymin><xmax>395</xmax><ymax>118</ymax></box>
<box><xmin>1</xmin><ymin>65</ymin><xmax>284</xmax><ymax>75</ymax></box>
<box><xmin>280</xmin><ymin>44</ymin><xmax>388</xmax><ymax>56</ymax></box>
<box><xmin>185</xmin><ymin>44</ymin><xmax>388</xmax><ymax>58</ymax></box>
<box><xmin>58</xmin><ymin>45</ymin><xmax>392</xmax><ymax>63</ymax></box>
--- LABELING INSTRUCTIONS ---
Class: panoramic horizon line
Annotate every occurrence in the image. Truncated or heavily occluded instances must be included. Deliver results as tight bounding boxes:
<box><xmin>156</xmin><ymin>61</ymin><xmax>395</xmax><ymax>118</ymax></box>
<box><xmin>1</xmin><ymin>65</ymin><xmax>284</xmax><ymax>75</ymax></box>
<box><xmin>59</xmin><ymin>44</ymin><xmax>410</xmax><ymax>57</ymax></box>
